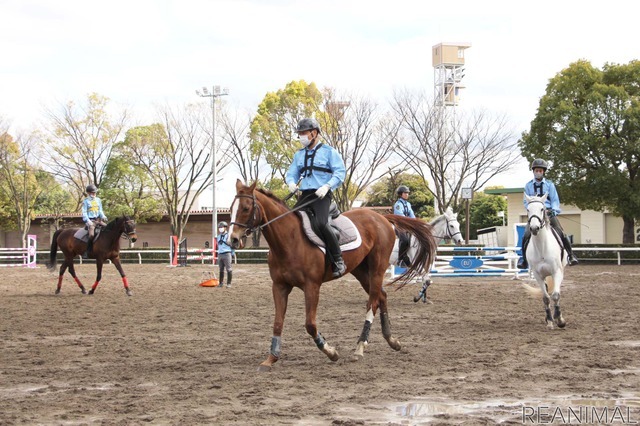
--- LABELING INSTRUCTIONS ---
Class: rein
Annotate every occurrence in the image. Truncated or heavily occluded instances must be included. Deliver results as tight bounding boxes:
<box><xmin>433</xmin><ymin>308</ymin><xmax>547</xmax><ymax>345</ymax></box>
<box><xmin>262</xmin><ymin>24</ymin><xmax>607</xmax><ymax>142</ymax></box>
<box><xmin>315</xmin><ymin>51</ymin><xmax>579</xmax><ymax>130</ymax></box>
<box><xmin>230</xmin><ymin>193</ymin><xmax>318</xmax><ymax>236</ymax></box>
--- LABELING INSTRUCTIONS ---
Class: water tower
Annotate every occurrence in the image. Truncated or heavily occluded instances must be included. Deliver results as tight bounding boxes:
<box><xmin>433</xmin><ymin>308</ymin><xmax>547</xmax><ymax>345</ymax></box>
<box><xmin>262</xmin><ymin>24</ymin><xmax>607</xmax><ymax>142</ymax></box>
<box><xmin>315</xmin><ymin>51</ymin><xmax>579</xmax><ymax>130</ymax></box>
<box><xmin>432</xmin><ymin>42</ymin><xmax>471</xmax><ymax>107</ymax></box>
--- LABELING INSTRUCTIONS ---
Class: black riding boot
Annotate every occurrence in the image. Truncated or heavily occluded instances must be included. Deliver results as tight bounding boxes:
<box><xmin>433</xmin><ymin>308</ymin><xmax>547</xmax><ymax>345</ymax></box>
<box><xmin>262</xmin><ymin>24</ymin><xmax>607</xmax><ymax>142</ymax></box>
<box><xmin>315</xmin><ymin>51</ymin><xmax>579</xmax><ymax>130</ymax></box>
<box><xmin>517</xmin><ymin>234</ymin><xmax>530</xmax><ymax>269</ymax></box>
<box><xmin>218</xmin><ymin>271</ymin><xmax>225</xmax><ymax>288</ymax></box>
<box><xmin>227</xmin><ymin>271</ymin><xmax>232</xmax><ymax>288</ymax></box>
<box><xmin>83</xmin><ymin>239</ymin><xmax>93</xmax><ymax>259</ymax></box>
<box><xmin>562</xmin><ymin>235</ymin><xmax>579</xmax><ymax>266</ymax></box>
<box><xmin>398</xmin><ymin>232</ymin><xmax>412</xmax><ymax>267</ymax></box>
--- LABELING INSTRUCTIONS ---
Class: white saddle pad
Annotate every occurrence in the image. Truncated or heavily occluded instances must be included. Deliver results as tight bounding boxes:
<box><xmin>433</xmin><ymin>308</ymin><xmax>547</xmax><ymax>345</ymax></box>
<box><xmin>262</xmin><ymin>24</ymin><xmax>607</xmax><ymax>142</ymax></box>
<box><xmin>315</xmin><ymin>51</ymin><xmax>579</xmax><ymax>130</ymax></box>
<box><xmin>298</xmin><ymin>211</ymin><xmax>362</xmax><ymax>253</ymax></box>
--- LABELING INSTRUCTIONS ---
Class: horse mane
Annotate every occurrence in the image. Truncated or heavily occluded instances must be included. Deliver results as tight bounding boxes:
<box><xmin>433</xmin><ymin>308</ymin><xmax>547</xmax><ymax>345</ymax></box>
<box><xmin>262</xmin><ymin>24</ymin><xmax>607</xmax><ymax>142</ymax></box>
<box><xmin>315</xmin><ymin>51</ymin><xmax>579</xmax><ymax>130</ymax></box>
<box><xmin>103</xmin><ymin>215</ymin><xmax>130</xmax><ymax>232</ymax></box>
<box><xmin>255</xmin><ymin>188</ymin><xmax>291</xmax><ymax>210</ymax></box>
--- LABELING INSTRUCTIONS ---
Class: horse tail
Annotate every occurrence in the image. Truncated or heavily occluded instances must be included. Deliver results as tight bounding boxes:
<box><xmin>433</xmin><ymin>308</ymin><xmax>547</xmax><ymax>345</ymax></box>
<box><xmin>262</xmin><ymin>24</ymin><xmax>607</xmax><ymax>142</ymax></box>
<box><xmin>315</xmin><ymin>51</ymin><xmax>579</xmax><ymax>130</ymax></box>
<box><xmin>384</xmin><ymin>214</ymin><xmax>437</xmax><ymax>289</ymax></box>
<box><xmin>521</xmin><ymin>277</ymin><xmax>555</xmax><ymax>298</ymax></box>
<box><xmin>46</xmin><ymin>229</ymin><xmax>62</xmax><ymax>271</ymax></box>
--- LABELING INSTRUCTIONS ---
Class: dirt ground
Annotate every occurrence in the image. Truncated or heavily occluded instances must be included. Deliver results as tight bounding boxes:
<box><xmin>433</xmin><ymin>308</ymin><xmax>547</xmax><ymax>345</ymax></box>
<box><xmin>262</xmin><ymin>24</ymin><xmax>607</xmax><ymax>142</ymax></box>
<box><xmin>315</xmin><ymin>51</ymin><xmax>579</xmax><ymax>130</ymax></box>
<box><xmin>1</xmin><ymin>262</ymin><xmax>639</xmax><ymax>425</ymax></box>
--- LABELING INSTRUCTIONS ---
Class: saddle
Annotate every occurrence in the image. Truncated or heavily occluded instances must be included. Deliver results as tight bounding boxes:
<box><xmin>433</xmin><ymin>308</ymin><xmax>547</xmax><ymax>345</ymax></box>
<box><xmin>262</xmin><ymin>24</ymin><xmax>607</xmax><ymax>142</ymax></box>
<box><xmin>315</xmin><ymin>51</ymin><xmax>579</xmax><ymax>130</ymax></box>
<box><xmin>297</xmin><ymin>202</ymin><xmax>362</xmax><ymax>253</ymax></box>
<box><xmin>73</xmin><ymin>223</ymin><xmax>104</xmax><ymax>244</ymax></box>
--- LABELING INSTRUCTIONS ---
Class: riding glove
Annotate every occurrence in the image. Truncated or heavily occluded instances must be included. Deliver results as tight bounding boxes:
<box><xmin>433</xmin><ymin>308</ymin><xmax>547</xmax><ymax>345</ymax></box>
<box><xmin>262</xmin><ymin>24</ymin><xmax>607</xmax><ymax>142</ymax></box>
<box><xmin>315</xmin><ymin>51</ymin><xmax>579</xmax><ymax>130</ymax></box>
<box><xmin>315</xmin><ymin>184</ymin><xmax>331</xmax><ymax>199</ymax></box>
<box><xmin>288</xmin><ymin>182</ymin><xmax>298</xmax><ymax>193</ymax></box>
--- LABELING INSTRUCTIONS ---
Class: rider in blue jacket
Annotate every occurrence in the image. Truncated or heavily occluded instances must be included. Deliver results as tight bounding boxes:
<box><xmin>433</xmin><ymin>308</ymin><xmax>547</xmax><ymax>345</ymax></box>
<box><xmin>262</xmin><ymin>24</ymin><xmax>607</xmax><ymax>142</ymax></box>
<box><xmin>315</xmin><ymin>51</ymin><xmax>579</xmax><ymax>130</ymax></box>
<box><xmin>81</xmin><ymin>184</ymin><xmax>107</xmax><ymax>257</ymax></box>
<box><xmin>518</xmin><ymin>159</ymin><xmax>579</xmax><ymax>269</ymax></box>
<box><xmin>393</xmin><ymin>185</ymin><xmax>415</xmax><ymax>267</ymax></box>
<box><xmin>286</xmin><ymin>118</ymin><xmax>347</xmax><ymax>278</ymax></box>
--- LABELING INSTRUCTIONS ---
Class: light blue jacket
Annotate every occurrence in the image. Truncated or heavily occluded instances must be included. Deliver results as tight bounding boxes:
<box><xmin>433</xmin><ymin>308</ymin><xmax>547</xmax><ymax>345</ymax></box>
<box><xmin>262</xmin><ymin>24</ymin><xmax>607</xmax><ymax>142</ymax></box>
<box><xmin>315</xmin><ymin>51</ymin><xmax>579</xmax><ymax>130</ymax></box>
<box><xmin>523</xmin><ymin>178</ymin><xmax>561</xmax><ymax>215</ymax></box>
<box><xmin>394</xmin><ymin>199</ymin><xmax>416</xmax><ymax>218</ymax></box>
<box><xmin>285</xmin><ymin>143</ymin><xmax>346</xmax><ymax>191</ymax></box>
<box><xmin>82</xmin><ymin>196</ymin><xmax>107</xmax><ymax>223</ymax></box>
<box><xmin>217</xmin><ymin>233</ymin><xmax>234</xmax><ymax>254</ymax></box>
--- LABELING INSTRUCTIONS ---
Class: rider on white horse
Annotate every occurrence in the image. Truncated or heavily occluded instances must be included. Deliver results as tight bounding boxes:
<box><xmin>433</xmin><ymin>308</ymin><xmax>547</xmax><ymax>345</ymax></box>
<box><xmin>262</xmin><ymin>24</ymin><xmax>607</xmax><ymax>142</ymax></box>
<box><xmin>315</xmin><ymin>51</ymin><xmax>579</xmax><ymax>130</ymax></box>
<box><xmin>517</xmin><ymin>159</ymin><xmax>579</xmax><ymax>269</ymax></box>
<box><xmin>393</xmin><ymin>185</ymin><xmax>416</xmax><ymax>267</ymax></box>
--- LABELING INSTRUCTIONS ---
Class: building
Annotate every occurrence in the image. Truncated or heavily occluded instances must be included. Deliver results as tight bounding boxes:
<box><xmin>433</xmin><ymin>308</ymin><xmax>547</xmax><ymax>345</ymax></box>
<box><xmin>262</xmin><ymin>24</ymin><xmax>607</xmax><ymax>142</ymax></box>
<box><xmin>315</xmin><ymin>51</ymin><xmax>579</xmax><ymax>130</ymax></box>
<box><xmin>485</xmin><ymin>188</ymin><xmax>630</xmax><ymax>246</ymax></box>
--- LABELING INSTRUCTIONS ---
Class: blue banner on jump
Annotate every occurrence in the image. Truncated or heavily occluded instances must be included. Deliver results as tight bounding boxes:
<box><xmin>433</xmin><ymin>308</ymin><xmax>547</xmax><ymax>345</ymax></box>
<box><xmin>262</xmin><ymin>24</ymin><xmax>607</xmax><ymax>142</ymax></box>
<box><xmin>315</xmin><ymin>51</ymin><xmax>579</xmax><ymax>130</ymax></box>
<box><xmin>449</xmin><ymin>258</ymin><xmax>484</xmax><ymax>269</ymax></box>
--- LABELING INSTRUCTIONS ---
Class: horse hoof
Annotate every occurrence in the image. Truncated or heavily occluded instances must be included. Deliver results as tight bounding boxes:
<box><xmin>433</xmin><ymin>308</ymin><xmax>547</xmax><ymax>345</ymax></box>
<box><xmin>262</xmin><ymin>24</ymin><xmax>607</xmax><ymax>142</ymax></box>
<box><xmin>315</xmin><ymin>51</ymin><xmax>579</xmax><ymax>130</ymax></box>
<box><xmin>81</xmin><ymin>289</ymin><xmax>87</xmax><ymax>295</ymax></box>
<box><xmin>55</xmin><ymin>289</ymin><xmax>60</xmax><ymax>295</ymax></box>
<box><xmin>546</xmin><ymin>321</ymin><xmax>554</xmax><ymax>330</ymax></box>
<box><xmin>387</xmin><ymin>338</ymin><xmax>401</xmax><ymax>351</ymax></box>
<box><xmin>125</xmin><ymin>289</ymin><xmax>133</xmax><ymax>296</ymax></box>
<box><xmin>88</xmin><ymin>289</ymin><xmax>94</xmax><ymax>295</ymax></box>
<box><xmin>350</xmin><ymin>353</ymin><xmax>364</xmax><ymax>362</ymax></box>
<box><xmin>556</xmin><ymin>320</ymin><xmax>566</xmax><ymax>328</ymax></box>
<box><xmin>257</xmin><ymin>364</ymin><xmax>272</xmax><ymax>372</ymax></box>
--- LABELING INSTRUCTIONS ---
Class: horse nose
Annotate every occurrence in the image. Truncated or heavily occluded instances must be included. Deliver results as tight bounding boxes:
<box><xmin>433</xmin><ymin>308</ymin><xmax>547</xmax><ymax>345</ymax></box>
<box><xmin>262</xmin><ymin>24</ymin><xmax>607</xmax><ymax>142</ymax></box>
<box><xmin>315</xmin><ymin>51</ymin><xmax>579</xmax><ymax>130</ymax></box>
<box><xmin>230</xmin><ymin>237</ymin><xmax>240</xmax><ymax>249</ymax></box>
<box><xmin>530</xmin><ymin>226</ymin><xmax>539</xmax><ymax>235</ymax></box>
<box><xmin>130</xmin><ymin>234</ymin><xmax>138</xmax><ymax>243</ymax></box>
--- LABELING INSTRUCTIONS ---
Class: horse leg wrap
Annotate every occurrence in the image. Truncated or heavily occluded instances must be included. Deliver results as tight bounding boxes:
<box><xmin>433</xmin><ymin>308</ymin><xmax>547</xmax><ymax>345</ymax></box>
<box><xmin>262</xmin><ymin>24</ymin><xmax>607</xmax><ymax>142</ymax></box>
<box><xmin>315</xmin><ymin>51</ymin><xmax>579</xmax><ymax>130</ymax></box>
<box><xmin>270</xmin><ymin>336</ymin><xmax>281</xmax><ymax>358</ymax></box>
<box><xmin>92</xmin><ymin>281</ymin><xmax>99</xmax><ymax>291</ymax></box>
<box><xmin>122</xmin><ymin>276</ymin><xmax>129</xmax><ymax>288</ymax></box>
<box><xmin>358</xmin><ymin>309</ymin><xmax>375</xmax><ymax>343</ymax></box>
<box><xmin>554</xmin><ymin>305</ymin><xmax>562</xmax><ymax>319</ymax></box>
<box><xmin>380</xmin><ymin>312</ymin><xmax>392</xmax><ymax>340</ymax></box>
<box><xmin>358</xmin><ymin>321</ymin><xmax>372</xmax><ymax>344</ymax></box>
<box><xmin>314</xmin><ymin>333</ymin><xmax>326</xmax><ymax>350</ymax></box>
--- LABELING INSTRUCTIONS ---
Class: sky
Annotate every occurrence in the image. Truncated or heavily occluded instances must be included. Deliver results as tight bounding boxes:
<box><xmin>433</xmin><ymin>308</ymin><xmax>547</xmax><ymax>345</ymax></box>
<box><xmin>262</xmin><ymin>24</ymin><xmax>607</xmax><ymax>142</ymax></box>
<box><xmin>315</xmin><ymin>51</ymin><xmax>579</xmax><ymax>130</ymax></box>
<box><xmin>1</xmin><ymin>0</ymin><xmax>638</xmax><ymax>207</ymax></box>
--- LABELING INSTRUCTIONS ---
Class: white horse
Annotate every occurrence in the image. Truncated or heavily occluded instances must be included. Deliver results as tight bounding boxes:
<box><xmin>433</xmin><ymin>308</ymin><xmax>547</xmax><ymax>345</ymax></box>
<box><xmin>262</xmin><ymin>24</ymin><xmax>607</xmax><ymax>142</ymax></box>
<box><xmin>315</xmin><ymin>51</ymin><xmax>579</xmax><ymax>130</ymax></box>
<box><xmin>522</xmin><ymin>193</ymin><xmax>567</xmax><ymax>329</ymax></box>
<box><xmin>389</xmin><ymin>207</ymin><xmax>464</xmax><ymax>302</ymax></box>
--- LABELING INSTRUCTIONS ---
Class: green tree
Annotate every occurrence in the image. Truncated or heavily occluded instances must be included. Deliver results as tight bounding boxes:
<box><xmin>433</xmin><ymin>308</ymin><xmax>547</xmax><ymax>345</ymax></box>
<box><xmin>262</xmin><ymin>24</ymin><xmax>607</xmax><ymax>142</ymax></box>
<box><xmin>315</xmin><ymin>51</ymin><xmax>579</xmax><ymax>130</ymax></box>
<box><xmin>365</xmin><ymin>172</ymin><xmax>435</xmax><ymax>218</ymax></box>
<box><xmin>0</xmin><ymin>131</ymin><xmax>46</xmax><ymax>245</ymax></box>
<box><xmin>35</xmin><ymin>175</ymin><xmax>76</xmax><ymax>232</ymax></box>
<box><xmin>464</xmin><ymin>191</ymin><xmax>508</xmax><ymax>240</ymax></box>
<box><xmin>100</xmin><ymin>148</ymin><xmax>163</xmax><ymax>224</ymax></box>
<box><xmin>249</xmin><ymin>80</ymin><xmax>322</xmax><ymax>182</ymax></box>
<box><xmin>519</xmin><ymin>60</ymin><xmax>640</xmax><ymax>243</ymax></box>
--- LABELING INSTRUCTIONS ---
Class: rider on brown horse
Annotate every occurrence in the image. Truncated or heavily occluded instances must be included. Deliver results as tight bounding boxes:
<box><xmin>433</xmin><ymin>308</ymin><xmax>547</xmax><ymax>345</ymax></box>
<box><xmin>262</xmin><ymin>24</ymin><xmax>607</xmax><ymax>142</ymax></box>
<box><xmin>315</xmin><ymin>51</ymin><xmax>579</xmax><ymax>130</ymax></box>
<box><xmin>82</xmin><ymin>184</ymin><xmax>108</xmax><ymax>258</ymax></box>
<box><xmin>285</xmin><ymin>118</ymin><xmax>347</xmax><ymax>278</ymax></box>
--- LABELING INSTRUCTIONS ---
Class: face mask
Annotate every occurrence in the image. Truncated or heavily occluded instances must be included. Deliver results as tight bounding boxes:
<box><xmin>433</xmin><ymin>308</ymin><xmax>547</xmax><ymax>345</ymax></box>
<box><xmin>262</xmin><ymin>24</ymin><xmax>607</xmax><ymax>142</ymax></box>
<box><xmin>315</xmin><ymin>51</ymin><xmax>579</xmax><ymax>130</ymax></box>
<box><xmin>534</xmin><ymin>171</ymin><xmax>544</xmax><ymax>180</ymax></box>
<box><xmin>218</xmin><ymin>227</ymin><xmax>225</xmax><ymax>233</ymax></box>
<box><xmin>298</xmin><ymin>134</ymin><xmax>311</xmax><ymax>147</ymax></box>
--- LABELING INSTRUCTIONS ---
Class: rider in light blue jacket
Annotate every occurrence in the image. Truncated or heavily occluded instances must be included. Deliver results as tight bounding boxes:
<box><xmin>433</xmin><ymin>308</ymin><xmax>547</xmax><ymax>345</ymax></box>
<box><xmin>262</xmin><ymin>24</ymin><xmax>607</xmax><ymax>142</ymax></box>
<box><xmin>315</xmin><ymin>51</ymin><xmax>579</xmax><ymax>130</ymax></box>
<box><xmin>518</xmin><ymin>159</ymin><xmax>578</xmax><ymax>269</ymax></box>
<box><xmin>285</xmin><ymin>117</ymin><xmax>347</xmax><ymax>278</ymax></box>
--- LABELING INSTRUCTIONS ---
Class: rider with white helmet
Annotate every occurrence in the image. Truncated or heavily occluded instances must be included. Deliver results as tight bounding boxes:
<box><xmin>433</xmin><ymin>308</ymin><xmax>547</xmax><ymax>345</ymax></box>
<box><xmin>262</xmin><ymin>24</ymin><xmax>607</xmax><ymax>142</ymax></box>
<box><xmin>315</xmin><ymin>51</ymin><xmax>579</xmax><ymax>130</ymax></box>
<box><xmin>518</xmin><ymin>159</ymin><xmax>579</xmax><ymax>269</ymax></box>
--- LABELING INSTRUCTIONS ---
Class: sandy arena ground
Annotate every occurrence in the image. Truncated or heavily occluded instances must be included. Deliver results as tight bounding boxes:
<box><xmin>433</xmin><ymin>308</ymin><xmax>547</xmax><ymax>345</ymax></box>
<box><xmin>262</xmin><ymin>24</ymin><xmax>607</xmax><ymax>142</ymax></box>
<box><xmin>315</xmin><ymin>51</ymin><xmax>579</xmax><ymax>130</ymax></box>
<box><xmin>1</xmin><ymin>263</ymin><xmax>639</xmax><ymax>425</ymax></box>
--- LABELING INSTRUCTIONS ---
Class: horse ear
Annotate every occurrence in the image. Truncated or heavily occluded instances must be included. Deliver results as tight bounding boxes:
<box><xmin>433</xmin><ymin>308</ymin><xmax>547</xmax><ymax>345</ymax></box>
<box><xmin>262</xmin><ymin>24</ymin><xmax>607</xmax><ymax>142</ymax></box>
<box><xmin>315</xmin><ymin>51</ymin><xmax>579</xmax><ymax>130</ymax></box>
<box><xmin>236</xmin><ymin>179</ymin><xmax>245</xmax><ymax>192</ymax></box>
<box><xmin>525</xmin><ymin>194</ymin><xmax>532</xmax><ymax>203</ymax></box>
<box><xmin>249</xmin><ymin>181</ymin><xmax>257</xmax><ymax>192</ymax></box>
<box><xmin>541</xmin><ymin>193</ymin><xmax>548</xmax><ymax>202</ymax></box>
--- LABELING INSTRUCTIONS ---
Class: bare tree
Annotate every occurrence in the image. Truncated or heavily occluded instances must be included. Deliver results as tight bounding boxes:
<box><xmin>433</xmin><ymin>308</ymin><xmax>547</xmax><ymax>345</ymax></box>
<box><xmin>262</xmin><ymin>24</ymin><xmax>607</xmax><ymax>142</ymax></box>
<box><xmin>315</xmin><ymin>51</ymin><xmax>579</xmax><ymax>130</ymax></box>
<box><xmin>120</xmin><ymin>103</ymin><xmax>220</xmax><ymax>241</ymax></box>
<box><xmin>392</xmin><ymin>90</ymin><xmax>520</xmax><ymax>213</ymax></box>
<box><xmin>319</xmin><ymin>89</ymin><xmax>402</xmax><ymax>211</ymax></box>
<box><xmin>218</xmin><ymin>106</ymin><xmax>263</xmax><ymax>184</ymax></box>
<box><xmin>41</xmin><ymin>93</ymin><xmax>128</xmax><ymax>205</ymax></box>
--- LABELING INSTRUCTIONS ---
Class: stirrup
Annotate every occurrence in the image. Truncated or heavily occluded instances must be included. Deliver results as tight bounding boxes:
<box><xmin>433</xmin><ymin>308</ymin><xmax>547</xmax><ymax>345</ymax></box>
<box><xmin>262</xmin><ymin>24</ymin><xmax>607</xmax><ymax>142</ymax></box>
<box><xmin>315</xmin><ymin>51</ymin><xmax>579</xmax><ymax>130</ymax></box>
<box><xmin>517</xmin><ymin>258</ymin><xmax>528</xmax><ymax>269</ymax></box>
<box><xmin>332</xmin><ymin>260</ymin><xmax>347</xmax><ymax>278</ymax></box>
<box><xmin>568</xmin><ymin>254</ymin><xmax>579</xmax><ymax>266</ymax></box>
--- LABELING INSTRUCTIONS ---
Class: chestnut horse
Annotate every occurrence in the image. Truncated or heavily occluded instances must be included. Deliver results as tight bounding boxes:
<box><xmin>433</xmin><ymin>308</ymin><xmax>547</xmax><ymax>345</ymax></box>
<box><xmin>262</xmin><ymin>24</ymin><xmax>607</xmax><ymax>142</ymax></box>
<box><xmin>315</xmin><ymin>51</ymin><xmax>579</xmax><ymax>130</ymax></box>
<box><xmin>228</xmin><ymin>180</ymin><xmax>436</xmax><ymax>371</ymax></box>
<box><xmin>46</xmin><ymin>216</ymin><xmax>138</xmax><ymax>296</ymax></box>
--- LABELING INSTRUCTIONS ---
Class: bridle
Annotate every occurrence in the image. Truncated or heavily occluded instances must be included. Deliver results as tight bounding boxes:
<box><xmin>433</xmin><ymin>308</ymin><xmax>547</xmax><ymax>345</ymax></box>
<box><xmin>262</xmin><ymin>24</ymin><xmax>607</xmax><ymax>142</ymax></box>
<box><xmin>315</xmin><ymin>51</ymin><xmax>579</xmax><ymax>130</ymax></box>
<box><xmin>229</xmin><ymin>194</ymin><xmax>263</xmax><ymax>237</ymax></box>
<box><xmin>120</xmin><ymin>218</ymin><xmax>137</xmax><ymax>242</ymax></box>
<box><xmin>229</xmin><ymin>192</ymin><xmax>320</xmax><ymax>237</ymax></box>
<box><xmin>527</xmin><ymin>200</ymin><xmax>548</xmax><ymax>228</ymax></box>
<box><xmin>433</xmin><ymin>216</ymin><xmax>462</xmax><ymax>241</ymax></box>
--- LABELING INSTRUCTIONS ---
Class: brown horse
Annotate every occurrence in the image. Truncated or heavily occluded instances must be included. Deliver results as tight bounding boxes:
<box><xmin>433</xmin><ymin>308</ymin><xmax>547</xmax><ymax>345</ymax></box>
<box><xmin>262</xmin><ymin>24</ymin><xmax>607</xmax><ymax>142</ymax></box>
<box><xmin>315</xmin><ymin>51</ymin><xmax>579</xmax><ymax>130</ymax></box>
<box><xmin>46</xmin><ymin>216</ymin><xmax>138</xmax><ymax>296</ymax></box>
<box><xmin>228</xmin><ymin>180</ymin><xmax>436</xmax><ymax>371</ymax></box>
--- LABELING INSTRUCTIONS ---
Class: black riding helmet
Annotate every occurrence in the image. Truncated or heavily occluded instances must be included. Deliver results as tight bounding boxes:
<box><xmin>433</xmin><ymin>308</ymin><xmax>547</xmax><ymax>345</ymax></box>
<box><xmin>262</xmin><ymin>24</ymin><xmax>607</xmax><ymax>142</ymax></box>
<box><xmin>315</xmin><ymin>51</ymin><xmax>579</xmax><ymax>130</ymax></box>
<box><xmin>530</xmin><ymin>158</ymin><xmax>548</xmax><ymax>171</ymax></box>
<box><xmin>396</xmin><ymin>185</ymin><xmax>410</xmax><ymax>196</ymax></box>
<box><xmin>86</xmin><ymin>184</ymin><xmax>98</xmax><ymax>193</ymax></box>
<box><xmin>296</xmin><ymin>118</ymin><xmax>321</xmax><ymax>134</ymax></box>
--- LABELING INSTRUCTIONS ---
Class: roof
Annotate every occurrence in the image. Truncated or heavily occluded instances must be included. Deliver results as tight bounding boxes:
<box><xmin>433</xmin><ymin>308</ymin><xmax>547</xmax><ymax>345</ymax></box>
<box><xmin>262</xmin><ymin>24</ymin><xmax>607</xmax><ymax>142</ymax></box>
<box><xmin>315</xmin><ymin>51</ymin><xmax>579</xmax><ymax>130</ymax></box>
<box><xmin>484</xmin><ymin>188</ymin><xmax>524</xmax><ymax>195</ymax></box>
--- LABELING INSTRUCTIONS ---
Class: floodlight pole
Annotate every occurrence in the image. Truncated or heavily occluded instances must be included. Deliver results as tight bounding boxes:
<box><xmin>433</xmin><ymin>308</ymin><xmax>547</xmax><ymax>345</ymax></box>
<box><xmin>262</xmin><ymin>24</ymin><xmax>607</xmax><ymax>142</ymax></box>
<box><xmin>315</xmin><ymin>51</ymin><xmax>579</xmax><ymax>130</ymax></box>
<box><xmin>196</xmin><ymin>85</ymin><xmax>229</xmax><ymax>252</ymax></box>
